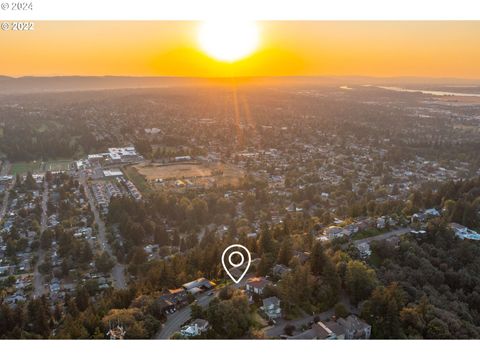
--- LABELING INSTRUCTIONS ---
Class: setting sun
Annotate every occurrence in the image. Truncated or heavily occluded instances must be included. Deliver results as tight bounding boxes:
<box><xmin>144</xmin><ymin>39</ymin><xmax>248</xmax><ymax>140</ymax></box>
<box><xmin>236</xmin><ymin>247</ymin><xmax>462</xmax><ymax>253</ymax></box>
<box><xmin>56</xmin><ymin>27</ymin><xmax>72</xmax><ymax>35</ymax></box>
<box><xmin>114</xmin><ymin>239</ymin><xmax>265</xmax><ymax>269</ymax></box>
<box><xmin>198</xmin><ymin>20</ymin><xmax>259</xmax><ymax>62</ymax></box>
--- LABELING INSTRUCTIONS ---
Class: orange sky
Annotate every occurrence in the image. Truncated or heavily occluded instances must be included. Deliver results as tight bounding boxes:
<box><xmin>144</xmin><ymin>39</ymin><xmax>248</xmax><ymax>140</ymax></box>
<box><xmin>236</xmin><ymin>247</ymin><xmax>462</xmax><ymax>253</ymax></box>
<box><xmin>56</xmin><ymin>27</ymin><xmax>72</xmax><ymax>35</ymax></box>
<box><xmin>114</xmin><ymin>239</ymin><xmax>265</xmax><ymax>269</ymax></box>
<box><xmin>1</xmin><ymin>21</ymin><xmax>480</xmax><ymax>78</ymax></box>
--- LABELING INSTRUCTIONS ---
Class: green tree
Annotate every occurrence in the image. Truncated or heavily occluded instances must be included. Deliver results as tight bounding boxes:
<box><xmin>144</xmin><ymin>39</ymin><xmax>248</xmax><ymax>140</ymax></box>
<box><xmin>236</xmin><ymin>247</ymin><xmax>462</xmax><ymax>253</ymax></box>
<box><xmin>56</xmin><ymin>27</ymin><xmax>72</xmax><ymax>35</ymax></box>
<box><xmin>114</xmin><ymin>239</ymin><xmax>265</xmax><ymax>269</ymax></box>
<box><xmin>334</xmin><ymin>303</ymin><xmax>349</xmax><ymax>318</ymax></box>
<box><xmin>345</xmin><ymin>260</ymin><xmax>377</xmax><ymax>305</ymax></box>
<box><xmin>154</xmin><ymin>225</ymin><xmax>169</xmax><ymax>246</ymax></box>
<box><xmin>310</xmin><ymin>242</ymin><xmax>327</xmax><ymax>276</ymax></box>
<box><xmin>95</xmin><ymin>251</ymin><xmax>115</xmax><ymax>274</ymax></box>
<box><xmin>278</xmin><ymin>265</ymin><xmax>315</xmax><ymax>316</ymax></box>
<box><xmin>277</xmin><ymin>237</ymin><xmax>293</xmax><ymax>266</ymax></box>
<box><xmin>206</xmin><ymin>291</ymin><xmax>251</xmax><ymax>338</ymax></box>
<box><xmin>361</xmin><ymin>283</ymin><xmax>405</xmax><ymax>338</ymax></box>
<box><xmin>258</xmin><ymin>224</ymin><xmax>274</xmax><ymax>255</ymax></box>
<box><xmin>425</xmin><ymin>318</ymin><xmax>451</xmax><ymax>339</ymax></box>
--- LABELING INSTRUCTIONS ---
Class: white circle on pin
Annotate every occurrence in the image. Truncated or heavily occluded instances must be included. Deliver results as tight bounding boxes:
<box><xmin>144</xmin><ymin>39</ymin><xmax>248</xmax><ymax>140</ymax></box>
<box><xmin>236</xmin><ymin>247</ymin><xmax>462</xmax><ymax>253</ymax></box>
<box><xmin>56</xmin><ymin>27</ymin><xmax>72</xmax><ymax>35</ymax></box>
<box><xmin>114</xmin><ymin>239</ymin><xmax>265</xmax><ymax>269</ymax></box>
<box><xmin>228</xmin><ymin>251</ymin><xmax>244</xmax><ymax>267</ymax></box>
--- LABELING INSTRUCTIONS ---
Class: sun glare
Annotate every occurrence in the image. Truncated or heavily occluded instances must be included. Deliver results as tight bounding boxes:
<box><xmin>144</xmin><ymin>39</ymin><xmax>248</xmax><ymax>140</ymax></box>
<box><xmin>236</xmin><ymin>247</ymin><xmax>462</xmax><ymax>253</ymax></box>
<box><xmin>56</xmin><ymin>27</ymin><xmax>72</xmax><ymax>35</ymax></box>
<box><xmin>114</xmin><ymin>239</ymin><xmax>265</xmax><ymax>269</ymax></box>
<box><xmin>198</xmin><ymin>20</ymin><xmax>259</xmax><ymax>62</ymax></box>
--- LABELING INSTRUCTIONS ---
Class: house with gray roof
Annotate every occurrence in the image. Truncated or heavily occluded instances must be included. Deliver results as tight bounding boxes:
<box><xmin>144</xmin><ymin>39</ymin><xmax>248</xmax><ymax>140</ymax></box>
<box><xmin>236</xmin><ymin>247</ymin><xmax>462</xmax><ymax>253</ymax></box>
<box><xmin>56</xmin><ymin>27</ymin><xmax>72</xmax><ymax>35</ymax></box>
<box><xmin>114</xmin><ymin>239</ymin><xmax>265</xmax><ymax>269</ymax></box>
<box><xmin>262</xmin><ymin>296</ymin><xmax>282</xmax><ymax>320</ymax></box>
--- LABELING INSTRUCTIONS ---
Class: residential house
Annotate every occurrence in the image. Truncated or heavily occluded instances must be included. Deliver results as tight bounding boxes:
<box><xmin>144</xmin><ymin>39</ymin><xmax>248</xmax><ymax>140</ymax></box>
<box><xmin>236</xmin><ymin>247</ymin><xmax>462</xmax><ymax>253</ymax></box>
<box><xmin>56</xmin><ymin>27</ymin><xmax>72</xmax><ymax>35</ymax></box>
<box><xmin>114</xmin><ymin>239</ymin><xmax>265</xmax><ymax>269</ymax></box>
<box><xmin>425</xmin><ymin>208</ymin><xmax>440</xmax><ymax>218</ymax></box>
<box><xmin>262</xmin><ymin>296</ymin><xmax>282</xmax><ymax>320</ymax></box>
<box><xmin>156</xmin><ymin>298</ymin><xmax>176</xmax><ymax>315</ymax></box>
<box><xmin>182</xmin><ymin>277</ymin><xmax>215</xmax><ymax>294</ymax></box>
<box><xmin>287</xmin><ymin>316</ymin><xmax>369</xmax><ymax>340</ymax></box>
<box><xmin>293</xmin><ymin>251</ymin><xmax>310</xmax><ymax>265</ymax></box>
<box><xmin>245</xmin><ymin>277</ymin><xmax>272</xmax><ymax>296</ymax></box>
<box><xmin>180</xmin><ymin>319</ymin><xmax>209</xmax><ymax>337</ymax></box>
<box><xmin>272</xmin><ymin>264</ymin><xmax>291</xmax><ymax>278</ymax></box>
<box><xmin>376</xmin><ymin>217</ymin><xmax>386</xmax><ymax>229</ymax></box>
<box><xmin>4</xmin><ymin>293</ymin><xmax>27</xmax><ymax>307</ymax></box>
<box><xmin>343</xmin><ymin>223</ymin><xmax>359</xmax><ymax>237</ymax></box>
<box><xmin>354</xmin><ymin>219</ymin><xmax>373</xmax><ymax>232</ymax></box>
<box><xmin>161</xmin><ymin>288</ymin><xmax>188</xmax><ymax>307</ymax></box>
<box><xmin>356</xmin><ymin>242</ymin><xmax>372</xmax><ymax>259</ymax></box>
<box><xmin>337</xmin><ymin>315</ymin><xmax>371</xmax><ymax>339</ymax></box>
<box><xmin>450</xmin><ymin>223</ymin><xmax>480</xmax><ymax>241</ymax></box>
<box><xmin>325</xmin><ymin>226</ymin><xmax>344</xmax><ymax>240</ymax></box>
<box><xmin>288</xmin><ymin>320</ymin><xmax>344</xmax><ymax>340</ymax></box>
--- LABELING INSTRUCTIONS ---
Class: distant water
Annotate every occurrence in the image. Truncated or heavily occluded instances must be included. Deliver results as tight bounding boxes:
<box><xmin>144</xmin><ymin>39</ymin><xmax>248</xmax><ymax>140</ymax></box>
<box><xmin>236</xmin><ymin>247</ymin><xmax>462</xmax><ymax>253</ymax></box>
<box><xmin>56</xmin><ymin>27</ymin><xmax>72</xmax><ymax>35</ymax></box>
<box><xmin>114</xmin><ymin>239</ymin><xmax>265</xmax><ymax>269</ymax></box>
<box><xmin>371</xmin><ymin>85</ymin><xmax>480</xmax><ymax>97</ymax></box>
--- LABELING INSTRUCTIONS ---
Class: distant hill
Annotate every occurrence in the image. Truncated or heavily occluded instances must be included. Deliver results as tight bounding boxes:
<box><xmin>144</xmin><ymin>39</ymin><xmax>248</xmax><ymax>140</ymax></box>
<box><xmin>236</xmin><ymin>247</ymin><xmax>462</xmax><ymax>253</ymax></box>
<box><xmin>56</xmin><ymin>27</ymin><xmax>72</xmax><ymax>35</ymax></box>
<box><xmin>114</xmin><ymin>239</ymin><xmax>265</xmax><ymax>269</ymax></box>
<box><xmin>0</xmin><ymin>76</ymin><xmax>203</xmax><ymax>95</ymax></box>
<box><xmin>0</xmin><ymin>75</ymin><xmax>478</xmax><ymax>95</ymax></box>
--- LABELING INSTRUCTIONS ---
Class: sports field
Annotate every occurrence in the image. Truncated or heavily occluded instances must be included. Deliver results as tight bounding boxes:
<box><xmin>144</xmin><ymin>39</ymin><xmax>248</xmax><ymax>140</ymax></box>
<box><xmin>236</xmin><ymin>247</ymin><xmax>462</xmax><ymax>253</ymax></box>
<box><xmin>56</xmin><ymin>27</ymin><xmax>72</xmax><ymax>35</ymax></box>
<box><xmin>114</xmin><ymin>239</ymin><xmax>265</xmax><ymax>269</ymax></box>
<box><xmin>11</xmin><ymin>160</ymin><xmax>72</xmax><ymax>175</ymax></box>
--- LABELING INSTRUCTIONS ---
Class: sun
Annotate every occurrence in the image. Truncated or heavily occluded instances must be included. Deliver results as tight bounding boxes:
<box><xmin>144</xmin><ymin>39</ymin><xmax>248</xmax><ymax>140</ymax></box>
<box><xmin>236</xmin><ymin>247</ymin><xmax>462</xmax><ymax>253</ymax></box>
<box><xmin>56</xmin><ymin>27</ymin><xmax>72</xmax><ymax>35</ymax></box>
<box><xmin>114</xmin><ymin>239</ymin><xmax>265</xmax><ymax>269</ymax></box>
<box><xmin>198</xmin><ymin>20</ymin><xmax>259</xmax><ymax>62</ymax></box>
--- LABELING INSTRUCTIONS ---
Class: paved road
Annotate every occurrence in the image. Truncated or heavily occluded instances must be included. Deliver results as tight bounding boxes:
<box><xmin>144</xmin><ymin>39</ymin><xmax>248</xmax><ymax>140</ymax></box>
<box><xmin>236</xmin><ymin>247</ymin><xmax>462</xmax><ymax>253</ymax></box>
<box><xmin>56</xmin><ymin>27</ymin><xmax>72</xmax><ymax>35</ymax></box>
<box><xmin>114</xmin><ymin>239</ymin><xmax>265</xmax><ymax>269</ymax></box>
<box><xmin>80</xmin><ymin>172</ymin><xmax>126</xmax><ymax>289</ymax></box>
<box><xmin>353</xmin><ymin>227</ymin><xmax>411</xmax><ymax>246</ymax></box>
<box><xmin>264</xmin><ymin>291</ymin><xmax>357</xmax><ymax>338</ymax></box>
<box><xmin>33</xmin><ymin>180</ymin><xmax>49</xmax><ymax>297</ymax></box>
<box><xmin>155</xmin><ymin>292</ymin><xmax>215</xmax><ymax>339</ymax></box>
<box><xmin>154</xmin><ymin>275</ymin><xmax>253</xmax><ymax>339</ymax></box>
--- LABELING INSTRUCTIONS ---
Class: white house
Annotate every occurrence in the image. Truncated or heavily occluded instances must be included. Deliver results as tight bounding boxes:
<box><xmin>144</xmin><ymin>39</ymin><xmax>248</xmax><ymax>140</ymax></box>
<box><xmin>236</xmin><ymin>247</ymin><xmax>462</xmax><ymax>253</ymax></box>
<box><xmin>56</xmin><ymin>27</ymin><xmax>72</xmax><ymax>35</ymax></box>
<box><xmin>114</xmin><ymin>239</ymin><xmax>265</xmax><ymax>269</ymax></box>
<box><xmin>180</xmin><ymin>319</ymin><xmax>209</xmax><ymax>337</ymax></box>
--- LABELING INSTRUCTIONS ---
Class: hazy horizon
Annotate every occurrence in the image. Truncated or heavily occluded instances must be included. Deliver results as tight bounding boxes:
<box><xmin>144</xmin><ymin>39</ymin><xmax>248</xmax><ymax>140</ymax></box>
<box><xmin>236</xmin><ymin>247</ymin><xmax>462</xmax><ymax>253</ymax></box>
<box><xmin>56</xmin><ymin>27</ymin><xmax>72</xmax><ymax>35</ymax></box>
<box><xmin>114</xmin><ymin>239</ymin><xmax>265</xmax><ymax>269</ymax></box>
<box><xmin>2</xmin><ymin>74</ymin><xmax>480</xmax><ymax>81</ymax></box>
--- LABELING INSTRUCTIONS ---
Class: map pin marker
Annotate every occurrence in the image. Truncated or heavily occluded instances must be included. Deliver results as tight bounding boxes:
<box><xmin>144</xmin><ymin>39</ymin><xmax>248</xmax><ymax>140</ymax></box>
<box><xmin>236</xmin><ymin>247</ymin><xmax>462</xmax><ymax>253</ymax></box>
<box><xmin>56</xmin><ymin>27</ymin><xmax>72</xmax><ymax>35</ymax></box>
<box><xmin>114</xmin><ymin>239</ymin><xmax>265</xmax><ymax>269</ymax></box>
<box><xmin>221</xmin><ymin>244</ymin><xmax>251</xmax><ymax>284</ymax></box>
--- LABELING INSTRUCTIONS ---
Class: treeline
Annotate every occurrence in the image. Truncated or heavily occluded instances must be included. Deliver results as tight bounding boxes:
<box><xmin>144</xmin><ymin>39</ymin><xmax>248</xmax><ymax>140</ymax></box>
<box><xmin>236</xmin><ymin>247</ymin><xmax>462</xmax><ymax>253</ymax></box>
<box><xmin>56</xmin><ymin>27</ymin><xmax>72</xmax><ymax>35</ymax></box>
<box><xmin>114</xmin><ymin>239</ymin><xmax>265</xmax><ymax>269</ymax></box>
<box><xmin>290</xmin><ymin>175</ymin><xmax>480</xmax><ymax>228</ymax></box>
<box><xmin>0</xmin><ymin>287</ymin><xmax>161</xmax><ymax>339</ymax></box>
<box><xmin>0</xmin><ymin>116</ymin><xmax>99</xmax><ymax>161</ymax></box>
<box><xmin>364</xmin><ymin>219</ymin><xmax>480</xmax><ymax>338</ymax></box>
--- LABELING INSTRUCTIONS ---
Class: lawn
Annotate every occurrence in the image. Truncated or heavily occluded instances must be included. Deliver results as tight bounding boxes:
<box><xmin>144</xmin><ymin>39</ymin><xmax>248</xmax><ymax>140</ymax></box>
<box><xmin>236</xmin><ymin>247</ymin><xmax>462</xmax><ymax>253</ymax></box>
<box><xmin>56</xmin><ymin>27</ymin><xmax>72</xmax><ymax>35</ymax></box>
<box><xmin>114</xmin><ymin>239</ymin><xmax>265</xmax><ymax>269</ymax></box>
<box><xmin>44</xmin><ymin>160</ymin><xmax>72</xmax><ymax>172</ymax></box>
<box><xmin>123</xmin><ymin>165</ymin><xmax>151</xmax><ymax>194</ymax></box>
<box><xmin>10</xmin><ymin>161</ymin><xmax>42</xmax><ymax>175</ymax></box>
<box><xmin>250</xmin><ymin>309</ymin><xmax>269</xmax><ymax>329</ymax></box>
<box><xmin>11</xmin><ymin>160</ymin><xmax>73</xmax><ymax>175</ymax></box>
<box><xmin>351</xmin><ymin>227</ymin><xmax>388</xmax><ymax>240</ymax></box>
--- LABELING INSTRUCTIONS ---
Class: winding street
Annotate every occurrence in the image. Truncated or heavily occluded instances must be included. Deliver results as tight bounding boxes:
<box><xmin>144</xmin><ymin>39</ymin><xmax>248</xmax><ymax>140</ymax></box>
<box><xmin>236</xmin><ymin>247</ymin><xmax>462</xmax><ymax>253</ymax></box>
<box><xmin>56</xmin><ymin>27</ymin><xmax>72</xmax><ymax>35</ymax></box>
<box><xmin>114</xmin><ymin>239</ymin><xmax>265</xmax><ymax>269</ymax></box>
<box><xmin>154</xmin><ymin>275</ymin><xmax>253</xmax><ymax>339</ymax></box>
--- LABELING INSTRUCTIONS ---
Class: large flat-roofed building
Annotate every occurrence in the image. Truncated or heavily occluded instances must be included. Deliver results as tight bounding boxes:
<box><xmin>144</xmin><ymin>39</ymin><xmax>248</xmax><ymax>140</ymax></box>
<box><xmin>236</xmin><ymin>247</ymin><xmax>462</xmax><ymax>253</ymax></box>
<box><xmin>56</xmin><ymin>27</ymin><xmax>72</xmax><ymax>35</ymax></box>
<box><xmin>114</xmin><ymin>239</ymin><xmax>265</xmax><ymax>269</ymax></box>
<box><xmin>86</xmin><ymin>146</ymin><xmax>142</xmax><ymax>166</ymax></box>
<box><xmin>103</xmin><ymin>169</ymin><xmax>123</xmax><ymax>178</ymax></box>
<box><xmin>107</xmin><ymin>147</ymin><xmax>141</xmax><ymax>163</ymax></box>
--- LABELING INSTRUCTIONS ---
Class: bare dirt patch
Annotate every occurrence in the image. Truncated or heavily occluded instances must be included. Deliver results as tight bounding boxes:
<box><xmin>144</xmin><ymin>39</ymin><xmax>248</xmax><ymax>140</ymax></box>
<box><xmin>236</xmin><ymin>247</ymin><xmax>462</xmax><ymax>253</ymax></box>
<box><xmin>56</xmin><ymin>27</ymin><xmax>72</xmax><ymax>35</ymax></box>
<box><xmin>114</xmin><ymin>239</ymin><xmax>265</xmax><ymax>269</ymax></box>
<box><xmin>133</xmin><ymin>161</ymin><xmax>245</xmax><ymax>188</ymax></box>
